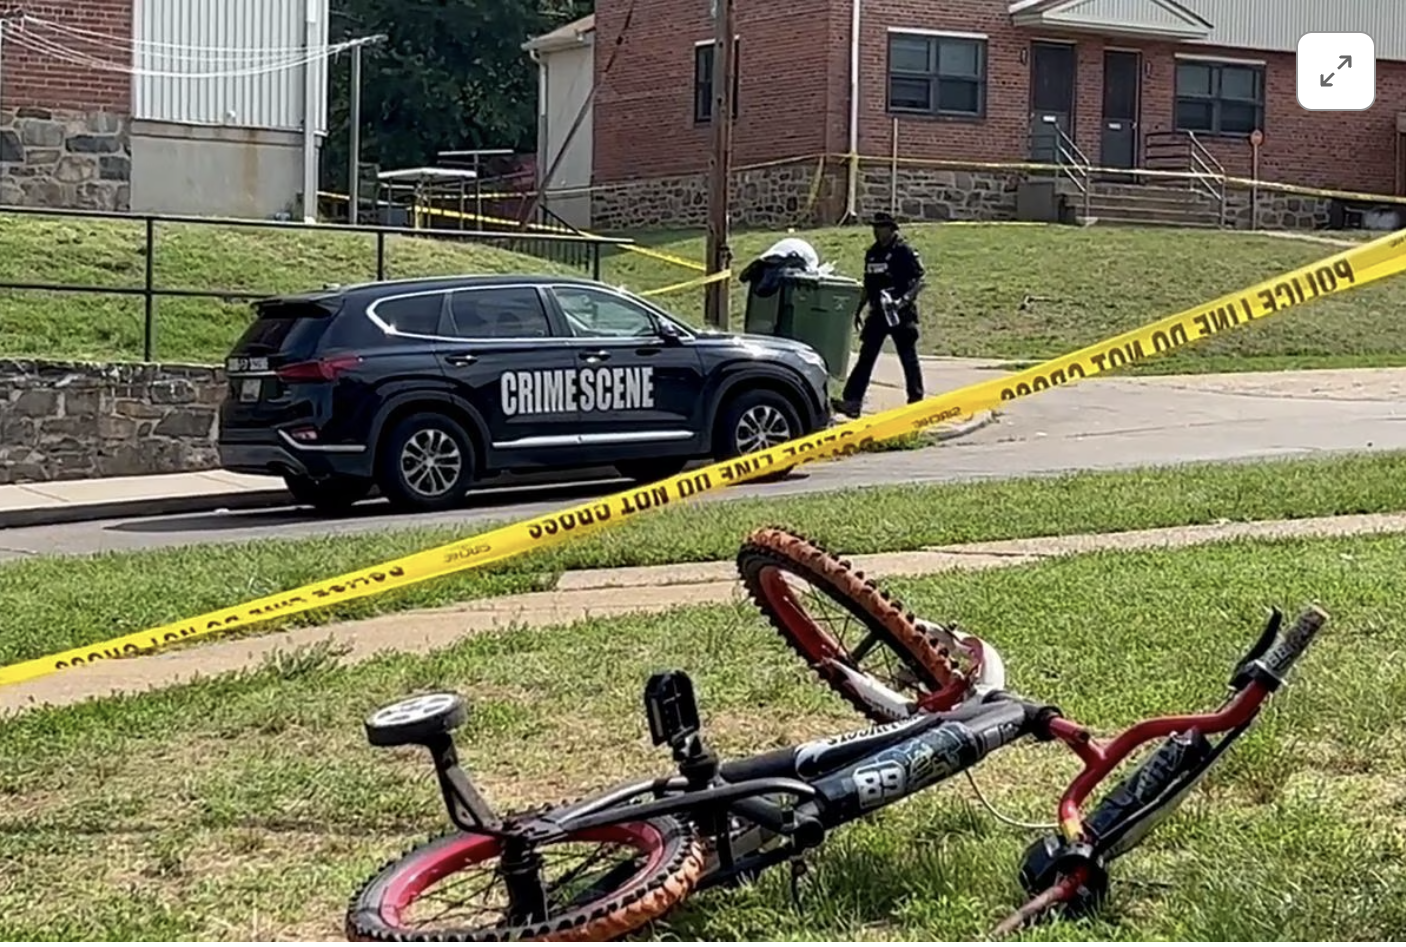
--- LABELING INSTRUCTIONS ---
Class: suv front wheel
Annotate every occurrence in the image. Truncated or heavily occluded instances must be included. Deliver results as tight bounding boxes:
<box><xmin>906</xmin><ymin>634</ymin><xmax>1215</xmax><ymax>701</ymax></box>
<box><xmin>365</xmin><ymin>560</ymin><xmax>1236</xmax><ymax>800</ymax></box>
<box><xmin>716</xmin><ymin>389</ymin><xmax>801</xmax><ymax>481</ymax></box>
<box><xmin>377</xmin><ymin>412</ymin><xmax>475</xmax><ymax>513</ymax></box>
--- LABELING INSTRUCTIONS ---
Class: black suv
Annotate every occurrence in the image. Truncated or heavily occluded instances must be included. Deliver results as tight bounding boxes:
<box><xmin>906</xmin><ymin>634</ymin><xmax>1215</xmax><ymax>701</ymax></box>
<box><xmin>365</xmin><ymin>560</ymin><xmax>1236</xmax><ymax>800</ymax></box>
<box><xmin>217</xmin><ymin>275</ymin><xmax>833</xmax><ymax>513</ymax></box>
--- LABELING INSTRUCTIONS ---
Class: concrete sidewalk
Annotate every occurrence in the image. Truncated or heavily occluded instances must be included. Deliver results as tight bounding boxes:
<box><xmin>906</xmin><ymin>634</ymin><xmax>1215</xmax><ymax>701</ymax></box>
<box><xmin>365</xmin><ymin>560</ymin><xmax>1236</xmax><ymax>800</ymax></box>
<box><xmin>0</xmin><ymin>358</ymin><xmax>986</xmax><ymax>528</ymax></box>
<box><xmin>6</xmin><ymin>509</ymin><xmax>1406</xmax><ymax>715</ymax></box>
<box><xmin>0</xmin><ymin>470</ymin><xmax>289</xmax><ymax>528</ymax></box>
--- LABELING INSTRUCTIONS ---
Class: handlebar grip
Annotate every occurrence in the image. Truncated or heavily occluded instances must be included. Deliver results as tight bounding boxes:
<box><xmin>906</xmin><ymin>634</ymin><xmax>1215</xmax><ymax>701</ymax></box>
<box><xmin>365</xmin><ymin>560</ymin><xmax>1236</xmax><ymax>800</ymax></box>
<box><xmin>1257</xmin><ymin>605</ymin><xmax>1328</xmax><ymax>681</ymax></box>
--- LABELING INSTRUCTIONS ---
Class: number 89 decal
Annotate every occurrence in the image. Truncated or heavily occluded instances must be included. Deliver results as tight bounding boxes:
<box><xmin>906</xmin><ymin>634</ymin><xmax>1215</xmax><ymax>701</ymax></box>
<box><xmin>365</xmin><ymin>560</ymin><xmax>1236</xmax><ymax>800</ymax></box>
<box><xmin>853</xmin><ymin>761</ymin><xmax>907</xmax><ymax>809</ymax></box>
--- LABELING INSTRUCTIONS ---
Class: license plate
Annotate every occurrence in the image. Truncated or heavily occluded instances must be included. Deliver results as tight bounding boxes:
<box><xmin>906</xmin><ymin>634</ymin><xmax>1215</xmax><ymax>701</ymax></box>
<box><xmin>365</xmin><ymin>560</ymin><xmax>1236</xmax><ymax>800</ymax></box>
<box><xmin>239</xmin><ymin>378</ymin><xmax>262</xmax><ymax>402</ymax></box>
<box><xmin>227</xmin><ymin>356</ymin><xmax>269</xmax><ymax>372</ymax></box>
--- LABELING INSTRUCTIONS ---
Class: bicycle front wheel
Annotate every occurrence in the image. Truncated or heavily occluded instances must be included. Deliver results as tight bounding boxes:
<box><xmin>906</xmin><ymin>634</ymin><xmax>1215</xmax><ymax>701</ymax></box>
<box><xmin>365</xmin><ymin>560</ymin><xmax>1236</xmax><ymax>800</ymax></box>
<box><xmin>737</xmin><ymin>526</ymin><xmax>975</xmax><ymax>723</ymax></box>
<box><xmin>347</xmin><ymin>817</ymin><xmax>706</xmax><ymax>942</ymax></box>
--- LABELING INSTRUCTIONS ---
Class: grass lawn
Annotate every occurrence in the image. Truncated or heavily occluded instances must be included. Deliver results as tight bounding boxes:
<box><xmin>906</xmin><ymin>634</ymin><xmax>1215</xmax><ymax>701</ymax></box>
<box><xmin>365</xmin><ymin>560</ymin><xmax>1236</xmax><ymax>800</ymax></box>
<box><xmin>0</xmin><ymin>212</ymin><xmax>581</xmax><ymax>363</ymax></box>
<box><xmin>3</xmin><ymin>534</ymin><xmax>1404</xmax><ymax>940</ymax></box>
<box><xmin>604</xmin><ymin>224</ymin><xmax>1406</xmax><ymax>374</ymax></box>
<box><xmin>4</xmin><ymin>451</ymin><xmax>1406</xmax><ymax>668</ymax></box>
<box><xmin>2</xmin><ymin>212</ymin><xmax>1398</xmax><ymax>374</ymax></box>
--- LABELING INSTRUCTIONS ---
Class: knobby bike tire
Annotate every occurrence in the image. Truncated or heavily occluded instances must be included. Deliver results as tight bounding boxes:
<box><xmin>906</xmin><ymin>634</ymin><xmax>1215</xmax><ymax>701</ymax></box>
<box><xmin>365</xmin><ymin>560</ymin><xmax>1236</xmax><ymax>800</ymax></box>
<box><xmin>736</xmin><ymin>526</ymin><xmax>965</xmax><ymax>723</ymax></box>
<box><xmin>346</xmin><ymin>817</ymin><xmax>707</xmax><ymax>942</ymax></box>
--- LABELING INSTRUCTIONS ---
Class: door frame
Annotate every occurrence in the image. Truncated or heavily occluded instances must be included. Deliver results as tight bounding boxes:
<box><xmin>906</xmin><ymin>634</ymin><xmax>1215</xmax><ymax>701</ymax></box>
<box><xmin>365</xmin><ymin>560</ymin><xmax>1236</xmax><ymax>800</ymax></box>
<box><xmin>1027</xmin><ymin>39</ymin><xmax>1079</xmax><ymax>163</ymax></box>
<box><xmin>1027</xmin><ymin>38</ymin><xmax>1079</xmax><ymax>130</ymax></box>
<box><xmin>1099</xmin><ymin>46</ymin><xmax>1143</xmax><ymax>174</ymax></box>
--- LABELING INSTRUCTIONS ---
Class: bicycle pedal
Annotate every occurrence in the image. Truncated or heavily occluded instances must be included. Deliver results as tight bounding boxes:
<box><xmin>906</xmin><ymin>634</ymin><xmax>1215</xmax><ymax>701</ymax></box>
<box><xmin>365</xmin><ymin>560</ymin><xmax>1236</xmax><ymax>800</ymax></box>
<box><xmin>787</xmin><ymin>853</ymin><xmax>810</xmax><ymax>909</ymax></box>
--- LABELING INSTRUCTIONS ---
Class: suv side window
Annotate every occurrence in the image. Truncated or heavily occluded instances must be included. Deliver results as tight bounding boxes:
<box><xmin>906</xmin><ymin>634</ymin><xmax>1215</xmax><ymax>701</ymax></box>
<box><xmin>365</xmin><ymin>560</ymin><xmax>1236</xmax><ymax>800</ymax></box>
<box><xmin>553</xmin><ymin>286</ymin><xmax>657</xmax><ymax>339</ymax></box>
<box><xmin>372</xmin><ymin>293</ymin><xmax>445</xmax><ymax>338</ymax></box>
<box><xmin>449</xmin><ymin>286</ymin><xmax>552</xmax><ymax>339</ymax></box>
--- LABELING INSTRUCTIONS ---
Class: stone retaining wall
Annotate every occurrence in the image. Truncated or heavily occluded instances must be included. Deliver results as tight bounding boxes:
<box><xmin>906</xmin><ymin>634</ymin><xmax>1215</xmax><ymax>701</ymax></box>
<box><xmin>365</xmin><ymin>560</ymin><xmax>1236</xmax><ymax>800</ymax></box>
<box><xmin>1229</xmin><ymin>187</ymin><xmax>1334</xmax><ymax>231</ymax></box>
<box><xmin>0</xmin><ymin>360</ymin><xmax>223</xmax><ymax>484</ymax></box>
<box><xmin>0</xmin><ymin>107</ymin><xmax>132</xmax><ymax>211</ymax></box>
<box><xmin>590</xmin><ymin>163</ymin><xmax>1023</xmax><ymax>230</ymax></box>
<box><xmin>590</xmin><ymin>161</ymin><xmax>1340</xmax><ymax>232</ymax></box>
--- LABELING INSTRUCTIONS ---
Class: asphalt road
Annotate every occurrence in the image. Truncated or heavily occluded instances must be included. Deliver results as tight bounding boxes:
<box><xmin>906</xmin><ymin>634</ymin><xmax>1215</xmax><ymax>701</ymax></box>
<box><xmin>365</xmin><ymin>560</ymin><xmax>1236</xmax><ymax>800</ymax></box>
<box><xmin>3</xmin><ymin>369</ymin><xmax>1405</xmax><ymax>561</ymax></box>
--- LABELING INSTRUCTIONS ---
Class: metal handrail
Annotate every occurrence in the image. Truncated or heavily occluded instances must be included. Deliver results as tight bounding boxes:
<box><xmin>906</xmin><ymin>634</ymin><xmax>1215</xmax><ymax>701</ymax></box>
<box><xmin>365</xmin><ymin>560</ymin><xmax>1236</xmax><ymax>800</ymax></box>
<box><xmin>1184</xmin><ymin>131</ymin><xmax>1229</xmax><ymax>227</ymax></box>
<box><xmin>1049</xmin><ymin>124</ymin><xmax>1093</xmax><ymax>221</ymax></box>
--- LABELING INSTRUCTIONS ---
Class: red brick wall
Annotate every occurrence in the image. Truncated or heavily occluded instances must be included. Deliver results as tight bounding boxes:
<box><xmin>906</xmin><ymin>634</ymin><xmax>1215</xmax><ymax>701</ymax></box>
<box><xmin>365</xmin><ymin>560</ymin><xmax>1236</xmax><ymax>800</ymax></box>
<box><xmin>1</xmin><ymin>2</ymin><xmax>133</xmax><ymax>112</ymax></box>
<box><xmin>593</xmin><ymin>0</ymin><xmax>845</xmax><ymax>181</ymax></box>
<box><xmin>594</xmin><ymin>0</ymin><xmax>1404</xmax><ymax>197</ymax></box>
<box><xmin>1136</xmin><ymin>46</ymin><xmax>1406</xmax><ymax>195</ymax></box>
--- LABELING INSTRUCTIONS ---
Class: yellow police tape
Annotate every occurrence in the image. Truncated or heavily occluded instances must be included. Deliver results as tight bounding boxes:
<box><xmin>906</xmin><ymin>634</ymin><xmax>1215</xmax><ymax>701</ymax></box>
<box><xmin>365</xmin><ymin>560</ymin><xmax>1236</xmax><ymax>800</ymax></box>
<box><xmin>4</xmin><ymin>229</ymin><xmax>1405</xmax><ymax>687</ymax></box>
<box><xmin>638</xmin><ymin>268</ymin><xmax>732</xmax><ymax>297</ymax></box>
<box><xmin>316</xmin><ymin>188</ymin><xmax>709</xmax><ymax>273</ymax></box>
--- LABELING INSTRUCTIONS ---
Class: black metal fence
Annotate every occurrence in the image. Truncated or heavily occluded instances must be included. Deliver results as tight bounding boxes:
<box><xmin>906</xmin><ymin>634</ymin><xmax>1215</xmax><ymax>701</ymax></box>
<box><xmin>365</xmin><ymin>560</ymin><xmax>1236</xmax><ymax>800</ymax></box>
<box><xmin>0</xmin><ymin>204</ymin><xmax>629</xmax><ymax>361</ymax></box>
<box><xmin>316</xmin><ymin>188</ymin><xmax>603</xmax><ymax>273</ymax></box>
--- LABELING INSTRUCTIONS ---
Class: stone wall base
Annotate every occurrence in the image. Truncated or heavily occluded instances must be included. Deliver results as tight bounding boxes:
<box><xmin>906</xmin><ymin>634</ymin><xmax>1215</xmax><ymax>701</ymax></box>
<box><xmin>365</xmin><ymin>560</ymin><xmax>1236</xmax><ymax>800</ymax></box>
<box><xmin>0</xmin><ymin>360</ymin><xmax>223</xmax><ymax>484</ymax></box>
<box><xmin>0</xmin><ymin>108</ymin><xmax>132</xmax><ymax>211</ymax></box>
<box><xmin>1227</xmin><ymin>186</ymin><xmax>1334</xmax><ymax>230</ymax></box>
<box><xmin>591</xmin><ymin>161</ymin><xmax>1356</xmax><ymax>233</ymax></box>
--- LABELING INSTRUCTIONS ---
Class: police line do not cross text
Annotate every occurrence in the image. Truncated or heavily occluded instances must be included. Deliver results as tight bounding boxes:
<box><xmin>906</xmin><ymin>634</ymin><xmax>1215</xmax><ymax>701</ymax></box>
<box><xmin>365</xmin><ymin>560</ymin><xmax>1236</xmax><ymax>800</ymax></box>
<box><xmin>501</xmin><ymin>366</ymin><xmax>656</xmax><ymax>416</ymax></box>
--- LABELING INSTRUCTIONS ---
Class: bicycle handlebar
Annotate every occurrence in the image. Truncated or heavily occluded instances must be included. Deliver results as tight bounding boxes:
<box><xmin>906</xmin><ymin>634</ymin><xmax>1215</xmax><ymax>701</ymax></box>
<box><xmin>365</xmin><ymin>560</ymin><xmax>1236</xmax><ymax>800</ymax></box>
<box><xmin>998</xmin><ymin>604</ymin><xmax>1329</xmax><ymax>936</ymax></box>
<box><xmin>1255</xmin><ymin>604</ymin><xmax>1328</xmax><ymax>682</ymax></box>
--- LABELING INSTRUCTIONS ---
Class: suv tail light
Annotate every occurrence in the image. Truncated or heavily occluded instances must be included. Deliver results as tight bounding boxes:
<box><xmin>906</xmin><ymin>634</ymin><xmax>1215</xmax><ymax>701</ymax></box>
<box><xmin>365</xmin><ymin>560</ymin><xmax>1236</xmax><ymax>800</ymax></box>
<box><xmin>275</xmin><ymin>355</ymin><xmax>362</xmax><ymax>382</ymax></box>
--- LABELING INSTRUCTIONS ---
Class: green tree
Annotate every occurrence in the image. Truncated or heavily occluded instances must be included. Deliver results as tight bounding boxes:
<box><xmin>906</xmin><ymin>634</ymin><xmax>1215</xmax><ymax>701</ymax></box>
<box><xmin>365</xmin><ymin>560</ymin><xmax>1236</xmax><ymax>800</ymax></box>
<box><xmin>321</xmin><ymin>0</ymin><xmax>590</xmax><ymax>194</ymax></box>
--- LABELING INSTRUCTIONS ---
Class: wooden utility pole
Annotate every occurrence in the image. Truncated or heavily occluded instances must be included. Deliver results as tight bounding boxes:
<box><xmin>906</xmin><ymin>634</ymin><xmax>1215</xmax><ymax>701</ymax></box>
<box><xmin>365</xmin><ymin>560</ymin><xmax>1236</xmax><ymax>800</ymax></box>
<box><xmin>703</xmin><ymin>0</ymin><xmax>734</xmax><ymax>329</ymax></box>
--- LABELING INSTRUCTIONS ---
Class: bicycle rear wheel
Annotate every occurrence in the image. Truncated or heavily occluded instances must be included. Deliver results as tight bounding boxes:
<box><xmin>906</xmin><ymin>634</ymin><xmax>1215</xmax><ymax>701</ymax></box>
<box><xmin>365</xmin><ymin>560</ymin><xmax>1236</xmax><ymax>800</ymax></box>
<box><xmin>737</xmin><ymin>526</ymin><xmax>978</xmax><ymax>723</ymax></box>
<box><xmin>347</xmin><ymin>817</ymin><xmax>706</xmax><ymax>942</ymax></box>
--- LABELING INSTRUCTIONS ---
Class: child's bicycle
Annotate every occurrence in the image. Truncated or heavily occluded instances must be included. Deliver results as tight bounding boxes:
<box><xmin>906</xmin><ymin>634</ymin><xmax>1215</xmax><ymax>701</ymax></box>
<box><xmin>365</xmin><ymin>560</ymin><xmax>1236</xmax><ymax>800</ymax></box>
<box><xmin>344</xmin><ymin>526</ymin><xmax>1326</xmax><ymax>941</ymax></box>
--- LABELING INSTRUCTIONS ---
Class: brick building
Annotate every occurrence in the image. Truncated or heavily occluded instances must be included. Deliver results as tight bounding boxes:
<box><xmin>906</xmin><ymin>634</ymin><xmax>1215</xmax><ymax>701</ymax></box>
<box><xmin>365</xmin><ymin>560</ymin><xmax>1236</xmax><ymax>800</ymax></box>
<box><xmin>543</xmin><ymin>0</ymin><xmax>1406</xmax><ymax>230</ymax></box>
<box><xmin>1</xmin><ymin>1</ymin><xmax>329</xmax><ymax>216</ymax></box>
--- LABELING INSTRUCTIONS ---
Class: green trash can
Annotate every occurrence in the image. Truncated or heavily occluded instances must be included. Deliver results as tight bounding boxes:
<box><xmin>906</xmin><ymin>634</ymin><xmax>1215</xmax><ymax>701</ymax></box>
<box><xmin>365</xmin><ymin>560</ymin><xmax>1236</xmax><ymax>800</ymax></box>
<box><xmin>744</xmin><ymin>274</ymin><xmax>862</xmax><ymax>388</ymax></box>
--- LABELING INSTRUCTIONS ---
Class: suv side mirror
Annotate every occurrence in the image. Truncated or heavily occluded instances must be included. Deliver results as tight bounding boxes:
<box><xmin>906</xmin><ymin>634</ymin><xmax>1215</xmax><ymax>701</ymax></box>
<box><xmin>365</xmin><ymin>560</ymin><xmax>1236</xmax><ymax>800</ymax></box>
<box><xmin>656</xmin><ymin>321</ymin><xmax>684</xmax><ymax>346</ymax></box>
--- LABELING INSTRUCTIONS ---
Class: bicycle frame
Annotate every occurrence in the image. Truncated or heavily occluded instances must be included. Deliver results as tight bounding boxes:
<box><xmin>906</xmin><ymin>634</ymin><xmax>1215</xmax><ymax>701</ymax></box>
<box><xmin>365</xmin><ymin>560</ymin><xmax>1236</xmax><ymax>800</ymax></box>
<box><xmin>428</xmin><ymin>682</ymin><xmax>1055</xmax><ymax>891</ymax></box>
<box><xmin>393</xmin><ymin>604</ymin><xmax>1326</xmax><ymax>933</ymax></box>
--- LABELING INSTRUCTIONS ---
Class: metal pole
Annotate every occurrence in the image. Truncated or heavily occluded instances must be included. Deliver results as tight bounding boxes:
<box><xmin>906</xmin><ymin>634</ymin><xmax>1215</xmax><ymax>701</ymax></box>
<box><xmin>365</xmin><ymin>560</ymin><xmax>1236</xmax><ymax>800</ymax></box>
<box><xmin>889</xmin><ymin>117</ymin><xmax>898</xmax><ymax>214</ymax></box>
<box><xmin>703</xmin><ymin>0</ymin><xmax>734</xmax><ymax>330</ymax></box>
<box><xmin>0</xmin><ymin>19</ymin><xmax>6</xmax><ymax>130</ymax></box>
<box><xmin>143</xmin><ymin>217</ymin><xmax>156</xmax><ymax>361</ymax></box>
<box><xmin>301</xmin><ymin>0</ymin><xmax>320</xmax><ymax>223</ymax></box>
<box><xmin>474</xmin><ymin>153</ymin><xmax>483</xmax><ymax>225</ymax></box>
<box><xmin>348</xmin><ymin>41</ymin><xmax>362</xmax><ymax>224</ymax></box>
<box><xmin>1251</xmin><ymin>142</ymin><xmax>1260</xmax><ymax>231</ymax></box>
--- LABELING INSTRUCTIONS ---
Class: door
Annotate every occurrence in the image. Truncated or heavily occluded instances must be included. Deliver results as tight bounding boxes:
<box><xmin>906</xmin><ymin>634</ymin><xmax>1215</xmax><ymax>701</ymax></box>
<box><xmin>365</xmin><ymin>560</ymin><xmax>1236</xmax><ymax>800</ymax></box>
<box><xmin>438</xmin><ymin>284</ymin><xmax>581</xmax><ymax>454</ymax></box>
<box><xmin>546</xmin><ymin>283</ymin><xmax>706</xmax><ymax>453</ymax></box>
<box><xmin>1100</xmin><ymin>50</ymin><xmax>1141</xmax><ymax>170</ymax></box>
<box><xmin>1028</xmin><ymin>41</ymin><xmax>1077</xmax><ymax>162</ymax></box>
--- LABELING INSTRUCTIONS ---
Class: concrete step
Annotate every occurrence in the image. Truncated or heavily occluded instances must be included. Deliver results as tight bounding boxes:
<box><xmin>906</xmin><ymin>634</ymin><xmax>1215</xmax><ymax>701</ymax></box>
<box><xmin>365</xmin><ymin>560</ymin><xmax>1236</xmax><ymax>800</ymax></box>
<box><xmin>1079</xmin><ymin>213</ymin><xmax>1224</xmax><ymax>229</ymax></box>
<box><xmin>1091</xmin><ymin>180</ymin><xmax>1218</xmax><ymax>199</ymax></box>
<box><xmin>1084</xmin><ymin>200</ymin><xmax>1225</xmax><ymax>226</ymax></box>
<box><xmin>1085</xmin><ymin>192</ymin><xmax>1222</xmax><ymax>214</ymax></box>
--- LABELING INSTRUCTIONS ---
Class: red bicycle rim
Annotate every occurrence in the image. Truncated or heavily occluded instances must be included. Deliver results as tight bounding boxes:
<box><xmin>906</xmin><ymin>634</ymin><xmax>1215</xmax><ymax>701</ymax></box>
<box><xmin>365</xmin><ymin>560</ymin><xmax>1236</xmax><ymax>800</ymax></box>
<box><xmin>380</xmin><ymin>822</ymin><xmax>669</xmax><ymax>930</ymax></box>
<box><xmin>757</xmin><ymin>565</ymin><xmax>848</xmax><ymax>664</ymax></box>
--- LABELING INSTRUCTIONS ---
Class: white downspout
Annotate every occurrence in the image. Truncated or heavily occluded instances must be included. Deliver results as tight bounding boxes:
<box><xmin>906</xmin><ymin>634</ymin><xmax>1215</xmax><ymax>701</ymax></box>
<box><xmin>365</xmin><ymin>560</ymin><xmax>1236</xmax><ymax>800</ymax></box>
<box><xmin>845</xmin><ymin>0</ymin><xmax>861</xmax><ymax>221</ymax></box>
<box><xmin>530</xmin><ymin>48</ymin><xmax>547</xmax><ymax>199</ymax></box>
<box><xmin>301</xmin><ymin>0</ymin><xmax>320</xmax><ymax>223</ymax></box>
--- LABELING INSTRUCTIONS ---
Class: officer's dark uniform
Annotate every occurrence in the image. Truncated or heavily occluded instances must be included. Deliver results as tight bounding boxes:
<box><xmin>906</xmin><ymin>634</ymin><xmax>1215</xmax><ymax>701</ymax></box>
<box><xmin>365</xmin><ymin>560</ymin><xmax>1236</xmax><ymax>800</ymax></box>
<box><xmin>837</xmin><ymin>213</ymin><xmax>926</xmax><ymax>413</ymax></box>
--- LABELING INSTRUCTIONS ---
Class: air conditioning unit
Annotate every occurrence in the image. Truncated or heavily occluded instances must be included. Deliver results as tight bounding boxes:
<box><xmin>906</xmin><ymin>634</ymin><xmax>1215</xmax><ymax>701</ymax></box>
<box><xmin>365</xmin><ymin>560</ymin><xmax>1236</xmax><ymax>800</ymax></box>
<box><xmin>1396</xmin><ymin>110</ymin><xmax>1406</xmax><ymax>133</ymax></box>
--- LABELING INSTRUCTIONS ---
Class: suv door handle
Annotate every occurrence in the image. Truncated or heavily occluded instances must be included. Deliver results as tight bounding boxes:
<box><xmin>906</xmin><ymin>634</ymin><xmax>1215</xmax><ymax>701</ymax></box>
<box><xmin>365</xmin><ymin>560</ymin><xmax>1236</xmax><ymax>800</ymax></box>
<box><xmin>445</xmin><ymin>352</ymin><xmax>477</xmax><ymax>366</ymax></box>
<box><xmin>579</xmin><ymin>349</ymin><xmax>610</xmax><ymax>363</ymax></box>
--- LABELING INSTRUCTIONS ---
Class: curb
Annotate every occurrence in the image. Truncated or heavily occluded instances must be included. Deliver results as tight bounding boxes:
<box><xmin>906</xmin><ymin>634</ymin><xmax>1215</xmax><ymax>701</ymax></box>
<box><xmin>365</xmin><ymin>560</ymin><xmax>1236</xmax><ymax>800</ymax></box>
<box><xmin>0</xmin><ymin>488</ymin><xmax>293</xmax><ymax>529</ymax></box>
<box><xmin>934</xmin><ymin>409</ymin><xmax>999</xmax><ymax>441</ymax></box>
<box><xmin>0</xmin><ymin>414</ymin><xmax>1000</xmax><ymax>530</ymax></box>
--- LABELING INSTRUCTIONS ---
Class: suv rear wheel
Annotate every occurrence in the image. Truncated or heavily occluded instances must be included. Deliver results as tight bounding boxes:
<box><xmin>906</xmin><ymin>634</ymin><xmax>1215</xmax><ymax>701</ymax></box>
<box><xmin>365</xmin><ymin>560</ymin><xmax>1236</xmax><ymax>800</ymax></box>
<box><xmin>283</xmin><ymin>474</ymin><xmax>371</xmax><ymax>515</ymax></box>
<box><xmin>716</xmin><ymin>389</ymin><xmax>801</xmax><ymax>481</ymax></box>
<box><xmin>377</xmin><ymin>412</ymin><xmax>475</xmax><ymax>513</ymax></box>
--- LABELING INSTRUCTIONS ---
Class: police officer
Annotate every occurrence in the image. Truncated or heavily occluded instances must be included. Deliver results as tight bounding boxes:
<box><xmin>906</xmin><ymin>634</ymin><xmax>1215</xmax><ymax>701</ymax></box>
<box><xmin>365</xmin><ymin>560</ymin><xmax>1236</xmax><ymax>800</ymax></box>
<box><xmin>834</xmin><ymin>212</ymin><xmax>926</xmax><ymax>417</ymax></box>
